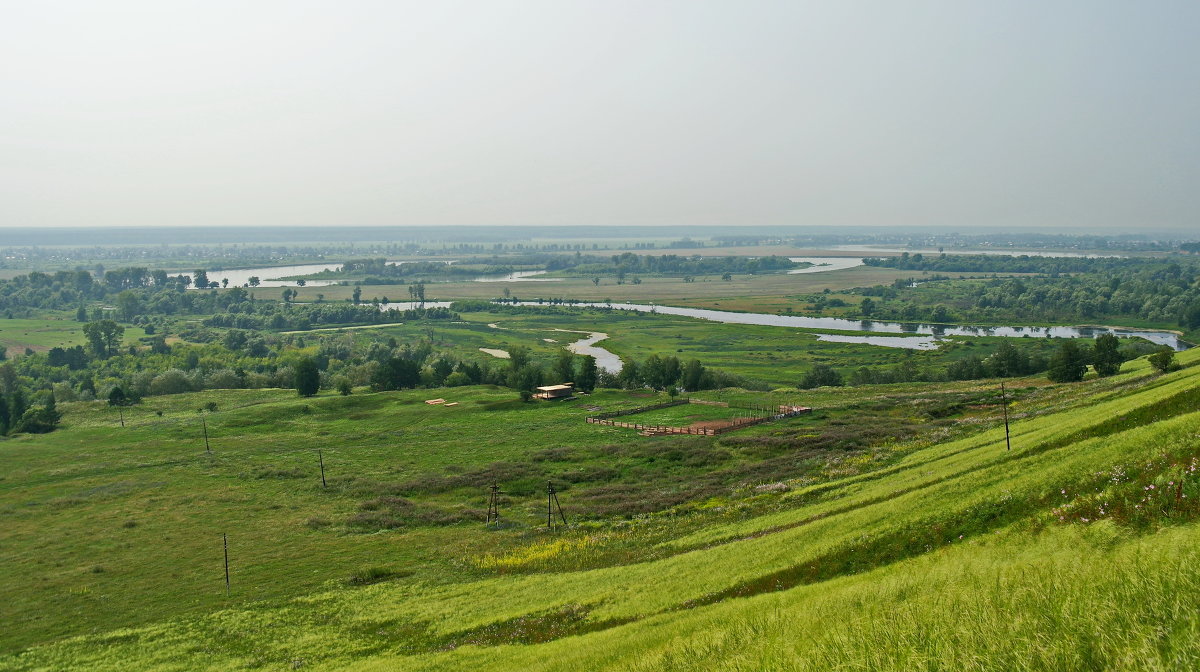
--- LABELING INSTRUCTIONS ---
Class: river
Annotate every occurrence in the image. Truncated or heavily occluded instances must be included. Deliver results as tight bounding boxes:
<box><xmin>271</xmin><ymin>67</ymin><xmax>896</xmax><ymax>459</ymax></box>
<box><xmin>554</xmin><ymin>329</ymin><xmax>623</xmax><ymax>373</ymax></box>
<box><xmin>187</xmin><ymin>263</ymin><xmax>341</xmax><ymax>288</ymax></box>
<box><xmin>788</xmin><ymin>257</ymin><xmax>865</xmax><ymax>274</ymax></box>
<box><xmin>194</xmin><ymin>245</ymin><xmax>1120</xmax><ymax>289</ymax></box>
<box><xmin>509</xmin><ymin>302</ymin><xmax>1187</xmax><ymax>351</ymax></box>
<box><xmin>473</xmin><ymin>270</ymin><xmax>562</xmax><ymax>282</ymax></box>
<box><xmin>829</xmin><ymin>245</ymin><xmax>1124</xmax><ymax>259</ymax></box>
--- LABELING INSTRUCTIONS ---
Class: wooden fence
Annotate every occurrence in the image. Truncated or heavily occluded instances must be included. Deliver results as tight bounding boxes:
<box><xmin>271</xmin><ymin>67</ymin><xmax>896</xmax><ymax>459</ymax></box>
<box><xmin>585</xmin><ymin>402</ymin><xmax>811</xmax><ymax>436</ymax></box>
<box><xmin>589</xmin><ymin>399</ymin><xmax>690</xmax><ymax>420</ymax></box>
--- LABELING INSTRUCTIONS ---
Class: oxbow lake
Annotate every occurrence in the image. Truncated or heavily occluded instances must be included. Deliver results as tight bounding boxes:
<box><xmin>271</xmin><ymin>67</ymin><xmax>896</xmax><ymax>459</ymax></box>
<box><xmin>787</xmin><ymin>257</ymin><xmax>865</xmax><ymax>274</ymax></box>
<box><xmin>186</xmin><ymin>263</ymin><xmax>341</xmax><ymax>288</ymax></box>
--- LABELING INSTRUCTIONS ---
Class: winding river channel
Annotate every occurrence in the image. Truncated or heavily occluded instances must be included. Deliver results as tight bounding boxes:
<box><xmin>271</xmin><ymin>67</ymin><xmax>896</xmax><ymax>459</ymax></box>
<box><xmin>510</xmin><ymin>302</ymin><xmax>1188</xmax><ymax>351</ymax></box>
<box><xmin>219</xmin><ymin>259</ymin><xmax>1187</xmax><ymax>354</ymax></box>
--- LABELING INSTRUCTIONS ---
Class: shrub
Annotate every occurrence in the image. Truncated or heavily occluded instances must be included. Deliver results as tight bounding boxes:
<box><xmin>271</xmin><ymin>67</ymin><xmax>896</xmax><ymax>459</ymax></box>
<box><xmin>205</xmin><ymin>369</ymin><xmax>243</xmax><ymax>389</ymax></box>
<box><xmin>345</xmin><ymin>566</ymin><xmax>411</xmax><ymax>586</ymax></box>
<box><xmin>13</xmin><ymin>406</ymin><xmax>61</xmax><ymax>434</ymax></box>
<box><xmin>295</xmin><ymin>357</ymin><xmax>320</xmax><ymax>397</ymax></box>
<box><xmin>1149</xmin><ymin>347</ymin><xmax>1176</xmax><ymax>374</ymax></box>
<box><xmin>799</xmin><ymin>364</ymin><xmax>843</xmax><ymax>389</ymax></box>
<box><xmin>444</xmin><ymin>371</ymin><xmax>472</xmax><ymax>387</ymax></box>
<box><xmin>149</xmin><ymin>369</ymin><xmax>194</xmax><ymax>395</ymax></box>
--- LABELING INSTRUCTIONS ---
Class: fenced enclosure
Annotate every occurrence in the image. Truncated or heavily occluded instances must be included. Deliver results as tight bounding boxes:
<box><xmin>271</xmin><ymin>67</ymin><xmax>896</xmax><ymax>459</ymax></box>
<box><xmin>586</xmin><ymin>398</ymin><xmax>811</xmax><ymax>436</ymax></box>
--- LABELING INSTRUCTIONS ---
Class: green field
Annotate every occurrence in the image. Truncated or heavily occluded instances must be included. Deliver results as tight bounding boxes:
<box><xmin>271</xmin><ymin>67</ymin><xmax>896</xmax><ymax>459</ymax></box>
<box><xmin>0</xmin><ymin>319</ymin><xmax>146</xmax><ymax>358</ymax></box>
<box><xmin>272</xmin><ymin>309</ymin><xmax>1056</xmax><ymax>391</ymax></box>
<box><xmin>1</xmin><ymin>347</ymin><xmax>1198</xmax><ymax>670</ymax></box>
<box><xmin>608</xmin><ymin>400</ymin><xmax>751</xmax><ymax>427</ymax></box>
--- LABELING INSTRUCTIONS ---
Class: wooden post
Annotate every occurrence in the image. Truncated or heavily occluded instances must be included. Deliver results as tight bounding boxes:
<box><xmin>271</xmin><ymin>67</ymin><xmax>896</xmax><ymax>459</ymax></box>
<box><xmin>486</xmin><ymin>484</ymin><xmax>500</xmax><ymax>525</ymax></box>
<box><xmin>223</xmin><ymin>533</ymin><xmax>230</xmax><ymax>594</ymax></box>
<box><xmin>548</xmin><ymin>481</ymin><xmax>567</xmax><ymax>529</ymax></box>
<box><xmin>202</xmin><ymin>416</ymin><xmax>211</xmax><ymax>454</ymax></box>
<box><xmin>318</xmin><ymin>449</ymin><xmax>327</xmax><ymax>488</ymax></box>
<box><xmin>118</xmin><ymin>406</ymin><xmax>125</xmax><ymax>428</ymax></box>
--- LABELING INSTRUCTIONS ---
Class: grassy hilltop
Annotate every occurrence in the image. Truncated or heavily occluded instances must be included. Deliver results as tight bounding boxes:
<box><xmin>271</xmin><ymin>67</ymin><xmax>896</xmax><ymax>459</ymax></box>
<box><xmin>1</xmin><ymin>349</ymin><xmax>1199</xmax><ymax>670</ymax></box>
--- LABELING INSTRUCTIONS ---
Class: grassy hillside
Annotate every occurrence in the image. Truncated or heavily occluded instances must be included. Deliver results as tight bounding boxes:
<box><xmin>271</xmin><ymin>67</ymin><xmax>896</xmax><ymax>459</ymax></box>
<box><xmin>1</xmin><ymin>349</ymin><xmax>1198</xmax><ymax>670</ymax></box>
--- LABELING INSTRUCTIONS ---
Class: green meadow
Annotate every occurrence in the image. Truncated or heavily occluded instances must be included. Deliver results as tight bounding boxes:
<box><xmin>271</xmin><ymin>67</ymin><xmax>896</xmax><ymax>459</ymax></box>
<box><xmin>0</xmin><ymin>319</ymin><xmax>146</xmax><ymax>358</ymax></box>
<box><xmin>1</xmin><ymin>347</ymin><xmax>1198</xmax><ymax>670</ymax></box>
<box><xmin>300</xmin><ymin>309</ymin><xmax>1059</xmax><ymax>390</ymax></box>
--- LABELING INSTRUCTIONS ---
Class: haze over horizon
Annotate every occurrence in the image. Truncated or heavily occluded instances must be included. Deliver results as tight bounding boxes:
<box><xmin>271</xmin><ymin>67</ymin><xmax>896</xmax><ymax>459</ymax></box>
<box><xmin>2</xmin><ymin>1</ymin><xmax>1197</xmax><ymax>231</ymax></box>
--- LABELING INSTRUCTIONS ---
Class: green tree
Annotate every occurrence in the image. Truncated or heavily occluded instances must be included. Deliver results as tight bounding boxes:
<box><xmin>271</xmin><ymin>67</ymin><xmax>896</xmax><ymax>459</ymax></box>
<box><xmin>13</xmin><ymin>403</ymin><xmax>60</xmax><ymax>434</ymax></box>
<box><xmin>430</xmin><ymin>357</ymin><xmax>455</xmax><ymax>386</ymax></box>
<box><xmin>0</xmin><ymin>395</ymin><xmax>9</xmax><ymax>435</ymax></box>
<box><xmin>860</xmin><ymin>298</ymin><xmax>876</xmax><ymax>316</ymax></box>
<box><xmin>1092</xmin><ymin>333</ymin><xmax>1123</xmax><ymax>377</ymax></box>
<box><xmin>352</xmin><ymin>285</ymin><xmax>362</xmax><ymax>304</ymax></box>
<box><xmin>83</xmin><ymin>320</ymin><xmax>124</xmax><ymax>359</ymax></box>
<box><xmin>373</xmin><ymin>357</ymin><xmax>421</xmax><ymax>391</ymax></box>
<box><xmin>75</xmin><ymin>305</ymin><xmax>88</xmax><ymax>322</ymax></box>
<box><xmin>9</xmin><ymin>388</ymin><xmax>27</xmax><ymax>421</ymax></box>
<box><xmin>985</xmin><ymin>341</ymin><xmax>1029</xmax><ymax>377</ymax></box>
<box><xmin>799</xmin><ymin>364</ymin><xmax>843</xmax><ymax>389</ymax></box>
<box><xmin>513</xmin><ymin>364</ymin><xmax>543</xmax><ymax>401</ymax></box>
<box><xmin>193</xmin><ymin>269</ymin><xmax>209</xmax><ymax>288</ymax></box>
<box><xmin>0</xmin><ymin>362</ymin><xmax>18</xmax><ymax>398</ymax></box>
<box><xmin>507</xmin><ymin>345</ymin><xmax>531</xmax><ymax>372</ymax></box>
<box><xmin>681</xmin><ymin>359</ymin><xmax>706</xmax><ymax>391</ymax></box>
<box><xmin>294</xmin><ymin>357</ymin><xmax>320</xmax><ymax>397</ymax></box>
<box><xmin>1149</xmin><ymin>347</ymin><xmax>1175</xmax><ymax>374</ymax></box>
<box><xmin>107</xmin><ymin>386</ymin><xmax>128</xmax><ymax>406</ymax></box>
<box><xmin>1047</xmin><ymin>340</ymin><xmax>1088</xmax><ymax>383</ymax></box>
<box><xmin>248</xmin><ymin>276</ymin><xmax>261</xmax><ymax>287</ymax></box>
<box><xmin>336</xmin><ymin>377</ymin><xmax>353</xmax><ymax>396</ymax></box>
<box><xmin>553</xmin><ymin>350</ymin><xmax>575</xmax><ymax>383</ymax></box>
<box><xmin>576</xmin><ymin>355</ymin><xmax>598</xmax><ymax>393</ymax></box>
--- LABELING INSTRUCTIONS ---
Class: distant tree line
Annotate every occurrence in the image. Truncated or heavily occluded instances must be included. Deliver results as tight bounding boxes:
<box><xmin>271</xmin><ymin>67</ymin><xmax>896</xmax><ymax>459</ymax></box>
<box><xmin>847</xmin><ymin>259</ymin><xmax>1200</xmax><ymax>331</ymax></box>
<box><xmin>796</xmin><ymin>336</ymin><xmax>1159</xmax><ymax>390</ymax></box>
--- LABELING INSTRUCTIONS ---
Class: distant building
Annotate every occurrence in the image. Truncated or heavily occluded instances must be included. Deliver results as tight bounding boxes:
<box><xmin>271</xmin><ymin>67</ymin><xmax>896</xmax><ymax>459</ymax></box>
<box><xmin>534</xmin><ymin>383</ymin><xmax>575</xmax><ymax>400</ymax></box>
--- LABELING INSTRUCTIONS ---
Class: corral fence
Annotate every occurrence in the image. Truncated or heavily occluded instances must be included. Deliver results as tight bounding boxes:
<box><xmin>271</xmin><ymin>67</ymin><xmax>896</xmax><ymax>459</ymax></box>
<box><xmin>586</xmin><ymin>398</ymin><xmax>811</xmax><ymax>436</ymax></box>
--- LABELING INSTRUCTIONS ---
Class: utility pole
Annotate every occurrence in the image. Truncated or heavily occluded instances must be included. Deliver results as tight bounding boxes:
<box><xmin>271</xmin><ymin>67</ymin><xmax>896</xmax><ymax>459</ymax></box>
<box><xmin>318</xmin><ymin>449</ymin><xmax>327</xmax><ymax>488</ymax></box>
<box><xmin>547</xmin><ymin>481</ymin><xmax>567</xmax><ymax>531</ymax></box>
<box><xmin>202</xmin><ymin>416</ymin><xmax>211</xmax><ymax>454</ymax></box>
<box><xmin>486</xmin><ymin>484</ymin><xmax>501</xmax><ymax>526</ymax></box>
<box><xmin>222</xmin><ymin>533</ymin><xmax>230</xmax><ymax>594</ymax></box>
<box><xmin>1000</xmin><ymin>382</ymin><xmax>1011</xmax><ymax>451</ymax></box>
<box><xmin>118</xmin><ymin>406</ymin><xmax>124</xmax><ymax>428</ymax></box>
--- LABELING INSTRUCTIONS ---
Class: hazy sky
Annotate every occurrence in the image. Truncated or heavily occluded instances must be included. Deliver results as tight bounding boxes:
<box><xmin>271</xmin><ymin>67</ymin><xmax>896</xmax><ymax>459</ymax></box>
<box><xmin>2</xmin><ymin>1</ymin><xmax>1197</xmax><ymax>230</ymax></box>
